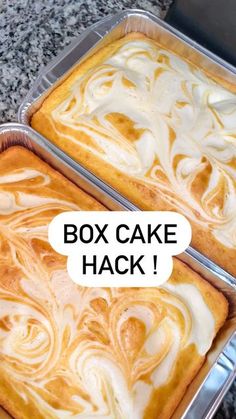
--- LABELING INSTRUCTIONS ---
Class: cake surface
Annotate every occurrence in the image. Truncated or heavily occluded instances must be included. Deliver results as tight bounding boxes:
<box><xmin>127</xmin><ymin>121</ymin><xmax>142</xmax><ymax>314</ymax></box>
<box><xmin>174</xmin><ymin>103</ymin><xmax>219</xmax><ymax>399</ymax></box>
<box><xmin>0</xmin><ymin>147</ymin><xmax>228</xmax><ymax>419</ymax></box>
<box><xmin>31</xmin><ymin>33</ymin><xmax>236</xmax><ymax>276</ymax></box>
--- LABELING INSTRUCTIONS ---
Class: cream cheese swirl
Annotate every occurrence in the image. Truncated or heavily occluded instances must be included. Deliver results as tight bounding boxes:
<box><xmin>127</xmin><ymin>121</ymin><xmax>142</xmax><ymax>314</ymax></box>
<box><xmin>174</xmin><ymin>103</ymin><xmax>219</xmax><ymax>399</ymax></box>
<box><xmin>0</xmin><ymin>158</ymin><xmax>218</xmax><ymax>418</ymax></box>
<box><xmin>52</xmin><ymin>39</ymin><xmax>236</xmax><ymax>249</ymax></box>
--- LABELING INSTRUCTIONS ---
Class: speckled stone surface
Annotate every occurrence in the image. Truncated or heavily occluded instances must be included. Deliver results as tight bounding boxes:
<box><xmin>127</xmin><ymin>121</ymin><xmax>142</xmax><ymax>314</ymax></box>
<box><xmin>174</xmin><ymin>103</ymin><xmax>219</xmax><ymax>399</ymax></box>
<box><xmin>0</xmin><ymin>0</ymin><xmax>171</xmax><ymax>122</ymax></box>
<box><xmin>0</xmin><ymin>0</ymin><xmax>235</xmax><ymax>417</ymax></box>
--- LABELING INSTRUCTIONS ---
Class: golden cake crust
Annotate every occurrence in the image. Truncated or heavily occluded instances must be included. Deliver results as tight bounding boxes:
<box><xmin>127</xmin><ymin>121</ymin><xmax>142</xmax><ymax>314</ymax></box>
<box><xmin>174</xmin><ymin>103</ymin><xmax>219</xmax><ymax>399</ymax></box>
<box><xmin>31</xmin><ymin>33</ymin><xmax>236</xmax><ymax>277</ymax></box>
<box><xmin>0</xmin><ymin>146</ymin><xmax>228</xmax><ymax>419</ymax></box>
<box><xmin>0</xmin><ymin>146</ymin><xmax>105</xmax><ymax>212</ymax></box>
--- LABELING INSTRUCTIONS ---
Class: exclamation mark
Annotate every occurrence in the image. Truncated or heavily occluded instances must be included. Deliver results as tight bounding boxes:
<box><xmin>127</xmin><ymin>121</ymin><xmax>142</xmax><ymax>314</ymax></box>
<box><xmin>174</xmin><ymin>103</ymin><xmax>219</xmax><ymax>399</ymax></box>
<box><xmin>153</xmin><ymin>255</ymin><xmax>157</xmax><ymax>274</ymax></box>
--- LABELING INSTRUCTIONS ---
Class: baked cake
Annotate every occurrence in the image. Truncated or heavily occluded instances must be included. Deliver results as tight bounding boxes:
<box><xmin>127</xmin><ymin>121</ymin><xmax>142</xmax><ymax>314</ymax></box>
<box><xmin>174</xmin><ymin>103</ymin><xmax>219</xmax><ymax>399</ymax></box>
<box><xmin>31</xmin><ymin>33</ymin><xmax>236</xmax><ymax>276</ymax></box>
<box><xmin>0</xmin><ymin>147</ymin><xmax>228</xmax><ymax>418</ymax></box>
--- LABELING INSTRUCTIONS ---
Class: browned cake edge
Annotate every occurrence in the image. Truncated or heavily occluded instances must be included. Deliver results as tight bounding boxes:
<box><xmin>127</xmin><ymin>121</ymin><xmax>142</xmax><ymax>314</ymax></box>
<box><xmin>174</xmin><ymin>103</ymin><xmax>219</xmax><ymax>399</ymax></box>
<box><xmin>0</xmin><ymin>247</ymin><xmax>228</xmax><ymax>419</ymax></box>
<box><xmin>31</xmin><ymin>33</ymin><xmax>236</xmax><ymax>277</ymax></box>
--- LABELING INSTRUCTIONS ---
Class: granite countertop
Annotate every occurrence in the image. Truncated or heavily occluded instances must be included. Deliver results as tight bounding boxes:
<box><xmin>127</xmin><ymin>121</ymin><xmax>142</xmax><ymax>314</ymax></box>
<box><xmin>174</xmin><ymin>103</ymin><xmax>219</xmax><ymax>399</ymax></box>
<box><xmin>0</xmin><ymin>0</ymin><xmax>171</xmax><ymax>122</ymax></box>
<box><xmin>0</xmin><ymin>0</ymin><xmax>235</xmax><ymax>417</ymax></box>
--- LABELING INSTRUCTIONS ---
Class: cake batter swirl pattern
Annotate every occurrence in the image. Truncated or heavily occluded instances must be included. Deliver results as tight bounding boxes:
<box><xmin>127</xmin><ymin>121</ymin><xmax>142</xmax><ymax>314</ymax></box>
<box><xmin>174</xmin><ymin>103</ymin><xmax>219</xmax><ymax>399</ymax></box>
<box><xmin>0</xmin><ymin>148</ymin><xmax>223</xmax><ymax>419</ymax></box>
<box><xmin>52</xmin><ymin>38</ymin><xmax>236</xmax><ymax>249</ymax></box>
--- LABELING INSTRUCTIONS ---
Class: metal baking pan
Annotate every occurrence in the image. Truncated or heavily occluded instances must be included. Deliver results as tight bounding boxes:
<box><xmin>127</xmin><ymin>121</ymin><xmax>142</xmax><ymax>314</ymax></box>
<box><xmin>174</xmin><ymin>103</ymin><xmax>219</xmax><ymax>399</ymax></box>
<box><xmin>17</xmin><ymin>9</ymin><xmax>236</xmax><ymax>285</ymax></box>
<box><xmin>0</xmin><ymin>123</ymin><xmax>138</xmax><ymax>211</ymax></box>
<box><xmin>18</xmin><ymin>8</ymin><xmax>236</xmax><ymax>124</ymax></box>
<box><xmin>0</xmin><ymin>123</ymin><xmax>236</xmax><ymax>419</ymax></box>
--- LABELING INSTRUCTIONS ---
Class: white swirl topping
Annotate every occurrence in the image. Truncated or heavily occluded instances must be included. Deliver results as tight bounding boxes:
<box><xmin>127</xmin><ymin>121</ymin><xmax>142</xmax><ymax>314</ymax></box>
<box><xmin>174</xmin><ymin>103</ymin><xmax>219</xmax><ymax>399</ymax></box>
<box><xmin>51</xmin><ymin>38</ymin><xmax>236</xmax><ymax>248</ymax></box>
<box><xmin>0</xmin><ymin>154</ymin><xmax>217</xmax><ymax>418</ymax></box>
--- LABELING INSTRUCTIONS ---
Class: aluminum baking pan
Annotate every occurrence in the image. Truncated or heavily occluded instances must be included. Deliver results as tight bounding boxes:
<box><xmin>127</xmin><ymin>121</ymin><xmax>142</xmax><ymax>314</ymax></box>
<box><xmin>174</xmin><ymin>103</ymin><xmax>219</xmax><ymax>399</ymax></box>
<box><xmin>0</xmin><ymin>123</ymin><xmax>236</xmax><ymax>419</ymax></box>
<box><xmin>17</xmin><ymin>9</ymin><xmax>236</xmax><ymax>285</ymax></box>
<box><xmin>0</xmin><ymin>123</ymin><xmax>138</xmax><ymax>211</ymax></box>
<box><xmin>18</xmin><ymin>8</ymin><xmax>236</xmax><ymax>124</ymax></box>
